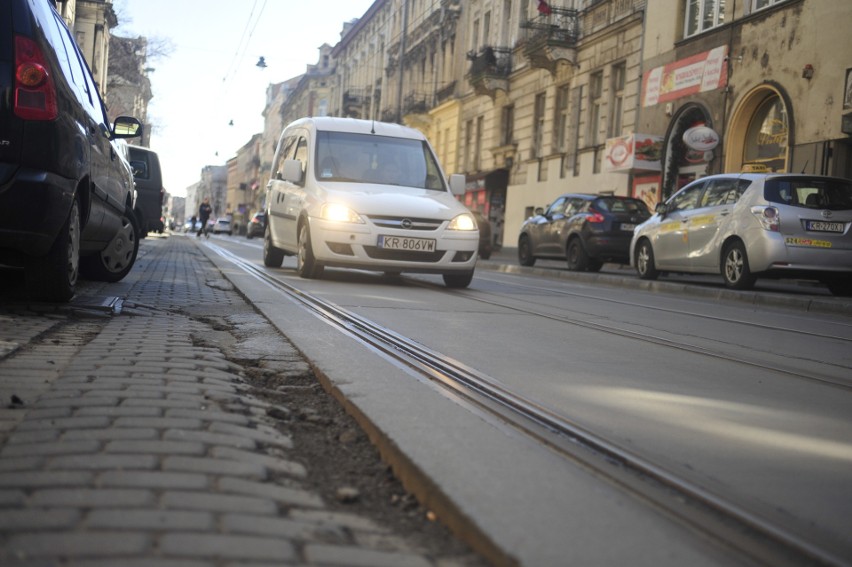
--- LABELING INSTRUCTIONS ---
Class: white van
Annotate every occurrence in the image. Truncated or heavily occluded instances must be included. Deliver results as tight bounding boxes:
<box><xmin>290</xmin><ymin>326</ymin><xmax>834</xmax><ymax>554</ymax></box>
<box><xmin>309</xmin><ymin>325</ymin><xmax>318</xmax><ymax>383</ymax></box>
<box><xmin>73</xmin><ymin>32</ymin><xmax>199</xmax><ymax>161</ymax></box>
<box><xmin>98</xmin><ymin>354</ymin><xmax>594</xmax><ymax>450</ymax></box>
<box><xmin>263</xmin><ymin>117</ymin><xmax>479</xmax><ymax>287</ymax></box>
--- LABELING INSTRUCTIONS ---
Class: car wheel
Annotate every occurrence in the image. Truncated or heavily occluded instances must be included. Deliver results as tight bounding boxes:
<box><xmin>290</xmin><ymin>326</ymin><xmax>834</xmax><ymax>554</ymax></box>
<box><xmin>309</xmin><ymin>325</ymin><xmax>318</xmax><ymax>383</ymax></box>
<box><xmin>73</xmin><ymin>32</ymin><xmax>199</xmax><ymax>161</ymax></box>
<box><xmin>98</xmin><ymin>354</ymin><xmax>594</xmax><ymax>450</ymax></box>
<box><xmin>26</xmin><ymin>199</ymin><xmax>81</xmax><ymax>302</ymax></box>
<box><xmin>566</xmin><ymin>238</ymin><xmax>590</xmax><ymax>271</ymax></box>
<box><xmin>721</xmin><ymin>241</ymin><xmax>756</xmax><ymax>290</ymax></box>
<box><xmin>443</xmin><ymin>271</ymin><xmax>474</xmax><ymax>288</ymax></box>
<box><xmin>263</xmin><ymin>222</ymin><xmax>284</xmax><ymax>267</ymax></box>
<box><xmin>518</xmin><ymin>235</ymin><xmax>536</xmax><ymax>266</ymax></box>
<box><xmin>479</xmin><ymin>249</ymin><xmax>491</xmax><ymax>260</ymax></box>
<box><xmin>297</xmin><ymin>222</ymin><xmax>323</xmax><ymax>279</ymax></box>
<box><xmin>635</xmin><ymin>239</ymin><xmax>660</xmax><ymax>280</ymax></box>
<box><xmin>80</xmin><ymin>209</ymin><xmax>139</xmax><ymax>283</ymax></box>
<box><xmin>824</xmin><ymin>277</ymin><xmax>852</xmax><ymax>297</ymax></box>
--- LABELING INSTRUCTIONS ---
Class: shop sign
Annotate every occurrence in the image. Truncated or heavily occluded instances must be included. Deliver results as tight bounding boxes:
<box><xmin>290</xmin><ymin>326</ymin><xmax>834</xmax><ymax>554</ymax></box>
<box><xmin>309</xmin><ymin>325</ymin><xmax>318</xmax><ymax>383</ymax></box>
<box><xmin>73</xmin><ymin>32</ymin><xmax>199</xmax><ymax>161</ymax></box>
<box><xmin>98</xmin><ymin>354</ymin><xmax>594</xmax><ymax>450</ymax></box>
<box><xmin>642</xmin><ymin>46</ymin><xmax>728</xmax><ymax>107</ymax></box>
<box><xmin>604</xmin><ymin>133</ymin><xmax>664</xmax><ymax>173</ymax></box>
<box><xmin>682</xmin><ymin>125</ymin><xmax>720</xmax><ymax>151</ymax></box>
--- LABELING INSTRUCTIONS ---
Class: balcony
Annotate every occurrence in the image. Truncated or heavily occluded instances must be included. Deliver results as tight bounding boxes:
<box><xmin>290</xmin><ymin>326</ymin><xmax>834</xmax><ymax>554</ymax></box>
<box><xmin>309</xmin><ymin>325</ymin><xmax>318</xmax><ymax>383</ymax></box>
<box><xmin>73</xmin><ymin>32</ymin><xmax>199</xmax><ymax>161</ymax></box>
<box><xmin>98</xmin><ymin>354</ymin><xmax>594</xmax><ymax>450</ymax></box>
<box><xmin>465</xmin><ymin>46</ymin><xmax>512</xmax><ymax>99</ymax></box>
<box><xmin>343</xmin><ymin>89</ymin><xmax>369</xmax><ymax>118</ymax></box>
<box><xmin>520</xmin><ymin>7</ymin><xmax>580</xmax><ymax>73</ymax></box>
<box><xmin>435</xmin><ymin>80</ymin><xmax>457</xmax><ymax>105</ymax></box>
<box><xmin>403</xmin><ymin>93</ymin><xmax>430</xmax><ymax>117</ymax></box>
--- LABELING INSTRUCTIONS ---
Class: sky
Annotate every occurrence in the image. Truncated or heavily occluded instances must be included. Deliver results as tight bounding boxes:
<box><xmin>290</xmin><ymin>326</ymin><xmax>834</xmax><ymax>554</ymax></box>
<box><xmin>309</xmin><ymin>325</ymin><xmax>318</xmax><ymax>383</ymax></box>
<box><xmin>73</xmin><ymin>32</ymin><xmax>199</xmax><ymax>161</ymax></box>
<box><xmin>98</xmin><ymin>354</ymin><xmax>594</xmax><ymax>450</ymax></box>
<box><xmin>113</xmin><ymin>0</ymin><xmax>377</xmax><ymax>197</ymax></box>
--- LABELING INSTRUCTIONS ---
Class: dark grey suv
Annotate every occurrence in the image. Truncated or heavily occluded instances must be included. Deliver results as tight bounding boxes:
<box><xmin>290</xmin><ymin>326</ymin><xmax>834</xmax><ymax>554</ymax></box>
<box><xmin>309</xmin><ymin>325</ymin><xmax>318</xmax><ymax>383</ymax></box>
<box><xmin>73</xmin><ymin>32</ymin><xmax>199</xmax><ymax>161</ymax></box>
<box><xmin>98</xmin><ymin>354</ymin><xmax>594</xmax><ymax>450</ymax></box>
<box><xmin>518</xmin><ymin>194</ymin><xmax>650</xmax><ymax>271</ymax></box>
<box><xmin>1</xmin><ymin>0</ymin><xmax>143</xmax><ymax>301</ymax></box>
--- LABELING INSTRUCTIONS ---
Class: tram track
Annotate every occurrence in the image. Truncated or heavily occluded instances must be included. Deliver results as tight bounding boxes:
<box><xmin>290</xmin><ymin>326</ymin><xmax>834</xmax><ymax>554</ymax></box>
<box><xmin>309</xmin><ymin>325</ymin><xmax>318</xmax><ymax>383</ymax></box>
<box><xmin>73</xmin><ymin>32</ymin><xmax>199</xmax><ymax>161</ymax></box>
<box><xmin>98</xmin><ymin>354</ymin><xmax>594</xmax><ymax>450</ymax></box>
<box><xmin>209</xmin><ymin>243</ymin><xmax>850</xmax><ymax>566</ymax></box>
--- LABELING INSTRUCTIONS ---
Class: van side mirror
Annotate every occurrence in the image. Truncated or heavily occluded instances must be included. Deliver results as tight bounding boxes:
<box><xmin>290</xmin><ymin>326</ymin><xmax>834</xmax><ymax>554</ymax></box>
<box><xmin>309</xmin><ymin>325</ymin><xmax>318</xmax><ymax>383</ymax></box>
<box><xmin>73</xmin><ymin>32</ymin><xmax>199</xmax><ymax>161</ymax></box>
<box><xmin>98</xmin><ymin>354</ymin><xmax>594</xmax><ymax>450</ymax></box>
<box><xmin>448</xmin><ymin>174</ymin><xmax>465</xmax><ymax>196</ymax></box>
<box><xmin>281</xmin><ymin>159</ymin><xmax>304</xmax><ymax>185</ymax></box>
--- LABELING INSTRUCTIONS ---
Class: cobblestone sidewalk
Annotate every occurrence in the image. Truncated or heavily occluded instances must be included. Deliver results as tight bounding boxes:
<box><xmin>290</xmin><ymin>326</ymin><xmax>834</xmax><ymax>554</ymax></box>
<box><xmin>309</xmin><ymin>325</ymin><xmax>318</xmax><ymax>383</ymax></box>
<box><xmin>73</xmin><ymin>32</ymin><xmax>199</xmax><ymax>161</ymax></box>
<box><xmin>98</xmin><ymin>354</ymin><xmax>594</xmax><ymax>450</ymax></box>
<box><xmin>0</xmin><ymin>236</ymin><xmax>482</xmax><ymax>566</ymax></box>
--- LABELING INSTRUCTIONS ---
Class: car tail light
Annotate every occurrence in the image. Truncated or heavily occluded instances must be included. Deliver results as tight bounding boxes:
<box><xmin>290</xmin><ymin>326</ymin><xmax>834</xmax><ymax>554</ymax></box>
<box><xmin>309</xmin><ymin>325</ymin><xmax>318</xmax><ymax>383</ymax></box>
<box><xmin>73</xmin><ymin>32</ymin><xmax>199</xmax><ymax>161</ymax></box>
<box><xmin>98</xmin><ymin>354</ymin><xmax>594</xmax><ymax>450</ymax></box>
<box><xmin>586</xmin><ymin>209</ymin><xmax>605</xmax><ymax>224</ymax></box>
<box><xmin>750</xmin><ymin>205</ymin><xmax>780</xmax><ymax>231</ymax></box>
<box><xmin>14</xmin><ymin>35</ymin><xmax>58</xmax><ymax>121</ymax></box>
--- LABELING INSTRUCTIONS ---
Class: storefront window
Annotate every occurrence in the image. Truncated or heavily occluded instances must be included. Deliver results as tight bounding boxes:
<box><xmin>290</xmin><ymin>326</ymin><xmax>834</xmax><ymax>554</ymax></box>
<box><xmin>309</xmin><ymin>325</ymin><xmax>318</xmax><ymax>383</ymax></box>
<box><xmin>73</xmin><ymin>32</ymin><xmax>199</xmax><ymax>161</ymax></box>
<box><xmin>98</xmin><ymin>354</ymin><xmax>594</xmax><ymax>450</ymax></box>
<box><xmin>744</xmin><ymin>95</ymin><xmax>788</xmax><ymax>172</ymax></box>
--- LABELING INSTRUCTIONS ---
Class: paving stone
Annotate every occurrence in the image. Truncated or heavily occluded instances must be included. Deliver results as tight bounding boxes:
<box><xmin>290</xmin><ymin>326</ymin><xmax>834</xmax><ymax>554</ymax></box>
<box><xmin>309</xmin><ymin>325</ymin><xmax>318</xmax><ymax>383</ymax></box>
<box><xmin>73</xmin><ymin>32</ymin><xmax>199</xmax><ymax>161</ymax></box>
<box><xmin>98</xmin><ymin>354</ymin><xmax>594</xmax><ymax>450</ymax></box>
<box><xmin>158</xmin><ymin>533</ymin><xmax>295</xmax><ymax>562</ymax></box>
<box><xmin>161</xmin><ymin>491</ymin><xmax>277</xmax><ymax>515</ymax></box>
<box><xmin>113</xmin><ymin>417</ymin><xmax>203</xmax><ymax>430</ymax></box>
<box><xmin>162</xmin><ymin>456</ymin><xmax>267</xmax><ymax>479</ymax></box>
<box><xmin>217</xmin><ymin>477</ymin><xmax>323</xmax><ymax>509</ymax></box>
<box><xmin>221</xmin><ymin>513</ymin><xmax>343</xmax><ymax>540</ymax></box>
<box><xmin>305</xmin><ymin>544</ymin><xmax>433</xmax><ymax>567</ymax></box>
<box><xmin>104</xmin><ymin>440</ymin><xmax>206</xmax><ymax>456</ymax></box>
<box><xmin>47</xmin><ymin>454</ymin><xmax>158</xmax><ymax>471</ymax></box>
<box><xmin>165</xmin><ymin>408</ymin><xmax>250</xmax><ymax>425</ymax></box>
<box><xmin>64</xmin><ymin>428</ymin><xmax>159</xmax><ymax>442</ymax></box>
<box><xmin>29</xmin><ymin>488</ymin><xmax>154</xmax><ymax>507</ymax></box>
<box><xmin>1</xmin><ymin>440</ymin><xmax>101</xmax><ymax>458</ymax></box>
<box><xmin>0</xmin><ymin>508</ymin><xmax>82</xmax><ymax>530</ymax></box>
<box><xmin>85</xmin><ymin>509</ymin><xmax>214</xmax><ymax>531</ymax></box>
<box><xmin>98</xmin><ymin>470</ymin><xmax>210</xmax><ymax>490</ymax></box>
<box><xmin>5</xmin><ymin>531</ymin><xmax>151</xmax><ymax>557</ymax></box>
<box><xmin>162</xmin><ymin>429</ymin><xmax>256</xmax><ymax>450</ymax></box>
<box><xmin>209</xmin><ymin>447</ymin><xmax>307</xmax><ymax>479</ymax></box>
<box><xmin>209</xmin><ymin>422</ymin><xmax>293</xmax><ymax>450</ymax></box>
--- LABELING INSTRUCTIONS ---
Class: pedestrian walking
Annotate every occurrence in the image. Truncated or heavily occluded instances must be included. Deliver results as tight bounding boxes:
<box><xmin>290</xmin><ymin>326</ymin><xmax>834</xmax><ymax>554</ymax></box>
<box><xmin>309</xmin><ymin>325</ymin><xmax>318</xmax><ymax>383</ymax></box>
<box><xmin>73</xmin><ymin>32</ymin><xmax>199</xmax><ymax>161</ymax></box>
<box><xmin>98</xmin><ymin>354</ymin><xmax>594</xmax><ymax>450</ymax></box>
<box><xmin>197</xmin><ymin>196</ymin><xmax>212</xmax><ymax>238</ymax></box>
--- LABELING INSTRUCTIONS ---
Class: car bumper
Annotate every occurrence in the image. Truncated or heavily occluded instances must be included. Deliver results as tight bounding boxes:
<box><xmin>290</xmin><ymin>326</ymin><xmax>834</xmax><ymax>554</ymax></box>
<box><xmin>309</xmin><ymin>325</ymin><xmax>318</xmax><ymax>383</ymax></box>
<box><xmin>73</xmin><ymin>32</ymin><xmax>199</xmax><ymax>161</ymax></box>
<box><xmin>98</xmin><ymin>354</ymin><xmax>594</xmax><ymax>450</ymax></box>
<box><xmin>310</xmin><ymin>218</ymin><xmax>479</xmax><ymax>273</ymax></box>
<box><xmin>0</xmin><ymin>166</ymin><xmax>76</xmax><ymax>262</ymax></box>
<box><xmin>747</xmin><ymin>231</ymin><xmax>852</xmax><ymax>275</ymax></box>
<box><xmin>585</xmin><ymin>233</ymin><xmax>633</xmax><ymax>262</ymax></box>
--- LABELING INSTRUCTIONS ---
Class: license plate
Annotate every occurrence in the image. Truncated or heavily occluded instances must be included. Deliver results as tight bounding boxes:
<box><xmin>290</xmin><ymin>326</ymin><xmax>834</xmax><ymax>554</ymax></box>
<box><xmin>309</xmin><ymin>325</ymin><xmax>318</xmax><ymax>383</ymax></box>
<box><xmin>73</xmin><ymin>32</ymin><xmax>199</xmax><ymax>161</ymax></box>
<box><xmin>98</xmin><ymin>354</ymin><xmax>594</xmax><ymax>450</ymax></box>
<box><xmin>378</xmin><ymin>235</ymin><xmax>437</xmax><ymax>252</ymax></box>
<box><xmin>805</xmin><ymin>220</ymin><xmax>844</xmax><ymax>233</ymax></box>
<box><xmin>620</xmin><ymin>223</ymin><xmax>636</xmax><ymax>231</ymax></box>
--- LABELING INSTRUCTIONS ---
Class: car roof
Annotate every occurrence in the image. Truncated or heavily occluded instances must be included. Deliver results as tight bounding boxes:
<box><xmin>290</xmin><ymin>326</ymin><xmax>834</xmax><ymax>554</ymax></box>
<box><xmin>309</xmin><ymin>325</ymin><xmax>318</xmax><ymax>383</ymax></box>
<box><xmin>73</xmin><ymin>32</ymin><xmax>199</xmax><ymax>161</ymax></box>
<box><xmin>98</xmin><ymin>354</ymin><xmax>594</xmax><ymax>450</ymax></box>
<box><xmin>284</xmin><ymin>117</ymin><xmax>428</xmax><ymax>142</ymax></box>
<box><xmin>555</xmin><ymin>193</ymin><xmax>639</xmax><ymax>200</ymax></box>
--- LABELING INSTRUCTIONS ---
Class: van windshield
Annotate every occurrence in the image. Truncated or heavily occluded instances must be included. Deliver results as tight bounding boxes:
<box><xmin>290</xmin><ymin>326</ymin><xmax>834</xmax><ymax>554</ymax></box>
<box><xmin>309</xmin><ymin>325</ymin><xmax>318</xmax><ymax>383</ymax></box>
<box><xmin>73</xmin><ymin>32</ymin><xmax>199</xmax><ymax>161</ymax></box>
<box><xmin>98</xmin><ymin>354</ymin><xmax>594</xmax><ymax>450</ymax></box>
<box><xmin>314</xmin><ymin>131</ymin><xmax>447</xmax><ymax>191</ymax></box>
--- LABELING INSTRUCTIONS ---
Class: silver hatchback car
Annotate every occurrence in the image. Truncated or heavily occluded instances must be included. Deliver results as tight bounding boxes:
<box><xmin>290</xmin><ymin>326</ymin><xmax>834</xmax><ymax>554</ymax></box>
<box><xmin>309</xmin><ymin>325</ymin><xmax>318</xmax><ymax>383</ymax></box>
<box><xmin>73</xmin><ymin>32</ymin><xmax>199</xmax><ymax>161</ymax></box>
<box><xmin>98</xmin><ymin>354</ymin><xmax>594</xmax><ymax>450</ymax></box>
<box><xmin>630</xmin><ymin>173</ymin><xmax>852</xmax><ymax>295</ymax></box>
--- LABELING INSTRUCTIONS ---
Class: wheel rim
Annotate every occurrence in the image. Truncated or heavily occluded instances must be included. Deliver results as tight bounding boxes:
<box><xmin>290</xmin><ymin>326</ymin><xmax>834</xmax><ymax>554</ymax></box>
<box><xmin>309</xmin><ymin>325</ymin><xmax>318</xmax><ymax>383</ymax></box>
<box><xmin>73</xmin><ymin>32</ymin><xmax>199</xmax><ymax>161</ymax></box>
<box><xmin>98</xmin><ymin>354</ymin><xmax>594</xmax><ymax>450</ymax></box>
<box><xmin>567</xmin><ymin>243</ymin><xmax>577</xmax><ymax>265</ymax></box>
<box><xmin>67</xmin><ymin>202</ymin><xmax>81</xmax><ymax>286</ymax></box>
<box><xmin>101</xmin><ymin>216</ymin><xmax>136</xmax><ymax>272</ymax></box>
<box><xmin>637</xmin><ymin>244</ymin><xmax>650</xmax><ymax>275</ymax></box>
<box><xmin>725</xmin><ymin>248</ymin><xmax>743</xmax><ymax>283</ymax></box>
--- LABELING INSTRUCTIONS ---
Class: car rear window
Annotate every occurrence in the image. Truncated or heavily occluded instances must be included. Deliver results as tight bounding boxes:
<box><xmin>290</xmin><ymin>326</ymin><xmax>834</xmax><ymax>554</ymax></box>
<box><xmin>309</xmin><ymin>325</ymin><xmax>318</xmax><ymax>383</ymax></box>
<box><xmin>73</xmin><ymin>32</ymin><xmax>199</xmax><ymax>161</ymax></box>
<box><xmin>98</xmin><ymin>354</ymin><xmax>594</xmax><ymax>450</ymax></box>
<box><xmin>594</xmin><ymin>197</ymin><xmax>648</xmax><ymax>214</ymax></box>
<box><xmin>764</xmin><ymin>177</ymin><xmax>852</xmax><ymax>211</ymax></box>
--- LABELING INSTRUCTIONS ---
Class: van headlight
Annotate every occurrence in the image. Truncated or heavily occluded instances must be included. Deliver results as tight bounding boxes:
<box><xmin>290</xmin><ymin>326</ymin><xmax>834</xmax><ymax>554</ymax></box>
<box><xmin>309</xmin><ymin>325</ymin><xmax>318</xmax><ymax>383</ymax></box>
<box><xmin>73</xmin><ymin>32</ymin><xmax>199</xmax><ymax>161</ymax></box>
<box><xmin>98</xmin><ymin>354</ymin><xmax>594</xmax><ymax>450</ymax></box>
<box><xmin>447</xmin><ymin>213</ymin><xmax>477</xmax><ymax>231</ymax></box>
<box><xmin>321</xmin><ymin>203</ymin><xmax>364</xmax><ymax>224</ymax></box>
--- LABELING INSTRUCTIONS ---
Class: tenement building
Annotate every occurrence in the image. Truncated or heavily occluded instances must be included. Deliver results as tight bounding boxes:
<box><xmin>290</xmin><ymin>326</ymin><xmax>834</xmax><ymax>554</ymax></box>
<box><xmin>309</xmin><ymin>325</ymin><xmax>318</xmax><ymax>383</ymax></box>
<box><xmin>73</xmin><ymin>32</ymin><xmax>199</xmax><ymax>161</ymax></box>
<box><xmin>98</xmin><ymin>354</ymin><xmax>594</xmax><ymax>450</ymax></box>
<box><xmin>260</xmin><ymin>0</ymin><xmax>851</xmax><ymax>249</ymax></box>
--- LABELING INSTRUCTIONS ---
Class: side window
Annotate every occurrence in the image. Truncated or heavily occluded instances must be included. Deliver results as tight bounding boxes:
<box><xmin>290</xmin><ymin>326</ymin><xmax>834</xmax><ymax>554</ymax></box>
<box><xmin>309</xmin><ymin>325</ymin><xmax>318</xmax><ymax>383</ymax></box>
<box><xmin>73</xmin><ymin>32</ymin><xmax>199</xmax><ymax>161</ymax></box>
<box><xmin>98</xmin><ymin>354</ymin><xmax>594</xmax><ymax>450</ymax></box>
<box><xmin>668</xmin><ymin>183</ymin><xmax>705</xmax><ymax>212</ymax></box>
<box><xmin>293</xmin><ymin>137</ymin><xmax>309</xmax><ymax>179</ymax></box>
<box><xmin>701</xmin><ymin>178</ymin><xmax>739</xmax><ymax>207</ymax></box>
<box><xmin>566</xmin><ymin>198</ymin><xmax>586</xmax><ymax>215</ymax></box>
<box><xmin>545</xmin><ymin>197</ymin><xmax>568</xmax><ymax>217</ymax></box>
<box><xmin>272</xmin><ymin>135</ymin><xmax>296</xmax><ymax>178</ymax></box>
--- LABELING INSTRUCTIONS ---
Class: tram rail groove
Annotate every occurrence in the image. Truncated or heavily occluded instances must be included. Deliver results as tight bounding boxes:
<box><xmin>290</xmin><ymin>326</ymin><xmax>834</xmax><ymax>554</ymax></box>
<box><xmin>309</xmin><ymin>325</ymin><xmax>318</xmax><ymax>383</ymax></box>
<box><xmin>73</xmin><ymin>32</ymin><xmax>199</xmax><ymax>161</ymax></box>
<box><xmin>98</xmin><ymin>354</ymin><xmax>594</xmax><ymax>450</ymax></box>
<box><xmin>210</xmin><ymin>244</ymin><xmax>850</xmax><ymax>567</ymax></box>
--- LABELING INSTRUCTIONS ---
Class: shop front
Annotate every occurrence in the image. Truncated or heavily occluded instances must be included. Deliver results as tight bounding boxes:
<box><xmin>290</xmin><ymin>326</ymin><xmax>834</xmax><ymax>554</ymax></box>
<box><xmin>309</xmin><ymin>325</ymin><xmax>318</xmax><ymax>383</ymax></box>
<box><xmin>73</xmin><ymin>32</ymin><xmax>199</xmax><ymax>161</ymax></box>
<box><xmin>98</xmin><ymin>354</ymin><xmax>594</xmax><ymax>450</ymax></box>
<box><xmin>463</xmin><ymin>168</ymin><xmax>509</xmax><ymax>249</ymax></box>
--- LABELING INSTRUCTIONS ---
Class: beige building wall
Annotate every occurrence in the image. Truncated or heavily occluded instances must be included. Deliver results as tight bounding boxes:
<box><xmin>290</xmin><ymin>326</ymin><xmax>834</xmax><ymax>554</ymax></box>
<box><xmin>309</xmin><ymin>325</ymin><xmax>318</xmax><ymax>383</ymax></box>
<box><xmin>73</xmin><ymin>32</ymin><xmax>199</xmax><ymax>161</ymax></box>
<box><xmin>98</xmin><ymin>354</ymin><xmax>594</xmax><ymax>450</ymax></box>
<box><xmin>73</xmin><ymin>0</ymin><xmax>117</xmax><ymax>93</ymax></box>
<box><xmin>484</xmin><ymin>0</ymin><xmax>646</xmax><ymax>245</ymax></box>
<box><xmin>639</xmin><ymin>0</ymin><xmax>852</xmax><ymax>200</ymax></box>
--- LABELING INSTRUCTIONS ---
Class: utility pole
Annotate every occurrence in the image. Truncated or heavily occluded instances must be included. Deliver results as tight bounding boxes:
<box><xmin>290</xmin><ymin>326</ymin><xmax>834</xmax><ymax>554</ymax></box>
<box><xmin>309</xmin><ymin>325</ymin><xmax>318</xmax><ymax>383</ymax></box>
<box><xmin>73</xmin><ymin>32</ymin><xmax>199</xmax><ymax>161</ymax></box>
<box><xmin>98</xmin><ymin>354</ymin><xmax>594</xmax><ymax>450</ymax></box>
<box><xmin>395</xmin><ymin>0</ymin><xmax>409</xmax><ymax>123</ymax></box>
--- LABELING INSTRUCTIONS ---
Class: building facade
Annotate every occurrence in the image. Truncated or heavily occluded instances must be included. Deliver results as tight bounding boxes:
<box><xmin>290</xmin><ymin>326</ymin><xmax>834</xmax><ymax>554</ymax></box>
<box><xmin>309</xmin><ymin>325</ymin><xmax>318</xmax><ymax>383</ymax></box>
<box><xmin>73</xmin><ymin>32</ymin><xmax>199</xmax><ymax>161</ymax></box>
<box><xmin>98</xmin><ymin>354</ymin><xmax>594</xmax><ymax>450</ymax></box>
<box><xmin>249</xmin><ymin>0</ymin><xmax>851</xmax><ymax>249</ymax></box>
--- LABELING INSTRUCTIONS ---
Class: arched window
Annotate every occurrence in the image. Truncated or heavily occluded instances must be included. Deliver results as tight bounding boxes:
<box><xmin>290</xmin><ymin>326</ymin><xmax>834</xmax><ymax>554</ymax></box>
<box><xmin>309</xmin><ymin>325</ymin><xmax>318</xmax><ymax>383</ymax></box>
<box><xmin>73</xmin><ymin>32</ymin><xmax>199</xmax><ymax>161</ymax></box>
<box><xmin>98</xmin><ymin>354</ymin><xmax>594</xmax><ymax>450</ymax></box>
<box><xmin>743</xmin><ymin>95</ymin><xmax>788</xmax><ymax>172</ymax></box>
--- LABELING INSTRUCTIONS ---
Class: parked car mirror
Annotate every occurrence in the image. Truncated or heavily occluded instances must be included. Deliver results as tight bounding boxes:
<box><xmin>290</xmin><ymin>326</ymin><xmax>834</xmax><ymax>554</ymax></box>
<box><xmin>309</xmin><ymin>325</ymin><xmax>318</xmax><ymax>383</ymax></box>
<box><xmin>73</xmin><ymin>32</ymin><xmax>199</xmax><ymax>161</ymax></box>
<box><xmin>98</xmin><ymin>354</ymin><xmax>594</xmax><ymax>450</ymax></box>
<box><xmin>535</xmin><ymin>207</ymin><xmax>544</xmax><ymax>216</ymax></box>
<box><xmin>281</xmin><ymin>159</ymin><xmax>304</xmax><ymax>185</ymax></box>
<box><xmin>449</xmin><ymin>174</ymin><xmax>465</xmax><ymax>195</ymax></box>
<box><xmin>654</xmin><ymin>202</ymin><xmax>668</xmax><ymax>216</ymax></box>
<box><xmin>112</xmin><ymin>116</ymin><xmax>143</xmax><ymax>138</ymax></box>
